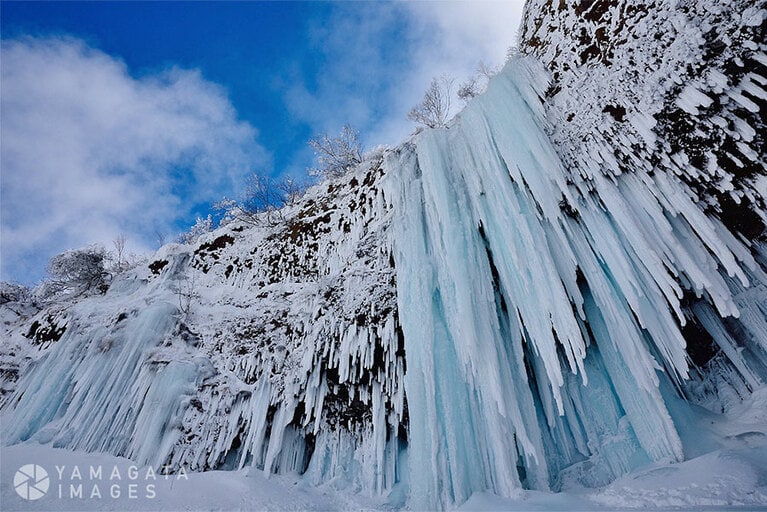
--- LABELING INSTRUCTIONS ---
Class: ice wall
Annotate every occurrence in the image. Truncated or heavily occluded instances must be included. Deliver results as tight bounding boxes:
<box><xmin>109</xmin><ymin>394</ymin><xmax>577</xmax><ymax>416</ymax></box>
<box><xmin>3</xmin><ymin>300</ymin><xmax>188</xmax><ymax>467</ymax></box>
<box><xmin>1</xmin><ymin>158</ymin><xmax>407</xmax><ymax>497</ymax></box>
<box><xmin>387</xmin><ymin>57</ymin><xmax>767</xmax><ymax>509</ymax></box>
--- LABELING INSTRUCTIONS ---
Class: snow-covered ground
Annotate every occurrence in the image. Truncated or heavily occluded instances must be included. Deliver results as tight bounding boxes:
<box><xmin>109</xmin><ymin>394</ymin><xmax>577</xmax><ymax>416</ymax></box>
<box><xmin>2</xmin><ymin>443</ymin><xmax>765</xmax><ymax>511</ymax></box>
<box><xmin>3</xmin><ymin>388</ymin><xmax>767</xmax><ymax>511</ymax></box>
<box><xmin>0</xmin><ymin>442</ymin><xmax>385</xmax><ymax>511</ymax></box>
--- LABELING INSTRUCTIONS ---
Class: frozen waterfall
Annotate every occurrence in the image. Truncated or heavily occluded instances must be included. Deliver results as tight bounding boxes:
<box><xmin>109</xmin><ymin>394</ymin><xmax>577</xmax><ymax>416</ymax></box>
<box><xmin>386</xmin><ymin>57</ymin><xmax>767</xmax><ymax>509</ymax></box>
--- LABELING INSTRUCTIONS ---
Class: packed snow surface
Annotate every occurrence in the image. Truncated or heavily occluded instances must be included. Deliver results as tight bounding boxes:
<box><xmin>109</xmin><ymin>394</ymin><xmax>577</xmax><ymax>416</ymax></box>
<box><xmin>2</xmin><ymin>387</ymin><xmax>766</xmax><ymax>510</ymax></box>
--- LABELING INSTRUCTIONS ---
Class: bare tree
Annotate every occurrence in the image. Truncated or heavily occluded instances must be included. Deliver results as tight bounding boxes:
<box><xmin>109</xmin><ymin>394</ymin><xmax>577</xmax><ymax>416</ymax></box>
<box><xmin>0</xmin><ymin>282</ymin><xmax>31</xmax><ymax>305</ymax></box>
<box><xmin>308</xmin><ymin>125</ymin><xmax>363</xmax><ymax>179</ymax></box>
<box><xmin>458</xmin><ymin>61</ymin><xmax>499</xmax><ymax>104</ymax></box>
<box><xmin>177</xmin><ymin>274</ymin><xmax>197</xmax><ymax>318</ymax></box>
<box><xmin>153</xmin><ymin>225</ymin><xmax>167</xmax><ymax>248</ymax></box>
<box><xmin>277</xmin><ymin>176</ymin><xmax>308</xmax><ymax>206</ymax></box>
<box><xmin>477</xmin><ymin>60</ymin><xmax>499</xmax><ymax>79</ymax></box>
<box><xmin>113</xmin><ymin>233</ymin><xmax>127</xmax><ymax>271</ymax></box>
<box><xmin>242</xmin><ymin>172</ymin><xmax>284</xmax><ymax>225</ymax></box>
<box><xmin>215</xmin><ymin>170</ymin><xmax>286</xmax><ymax>226</ymax></box>
<box><xmin>407</xmin><ymin>74</ymin><xmax>455</xmax><ymax>129</ymax></box>
<box><xmin>246</xmin><ymin>173</ymin><xmax>282</xmax><ymax>213</ymax></box>
<box><xmin>178</xmin><ymin>215</ymin><xmax>214</xmax><ymax>244</ymax></box>
<box><xmin>38</xmin><ymin>245</ymin><xmax>110</xmax><ymax>299</ymax></box>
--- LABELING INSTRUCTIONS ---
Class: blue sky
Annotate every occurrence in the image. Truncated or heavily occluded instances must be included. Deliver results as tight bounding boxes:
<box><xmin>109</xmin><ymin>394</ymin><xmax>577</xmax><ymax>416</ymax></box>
<box><xmin>1</xmin><ymin>1</ymin><xmax>523</xmax><ymax>285</ymax></box>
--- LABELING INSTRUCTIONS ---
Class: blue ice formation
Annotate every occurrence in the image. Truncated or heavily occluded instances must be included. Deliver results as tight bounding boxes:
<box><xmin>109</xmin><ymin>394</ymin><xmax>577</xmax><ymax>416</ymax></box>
<box><xmin>387</xmin><ymin>57</ymin><xmax>767</xmax><ymax>509</ymax></box>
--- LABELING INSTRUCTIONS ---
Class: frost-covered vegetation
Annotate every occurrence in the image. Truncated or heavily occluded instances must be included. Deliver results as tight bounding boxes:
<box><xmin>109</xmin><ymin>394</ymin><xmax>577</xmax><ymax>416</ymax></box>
<box><xmin>308</xmin><ymin>125</ymin><xmax>363</xmax><ymax>179</ymax></box>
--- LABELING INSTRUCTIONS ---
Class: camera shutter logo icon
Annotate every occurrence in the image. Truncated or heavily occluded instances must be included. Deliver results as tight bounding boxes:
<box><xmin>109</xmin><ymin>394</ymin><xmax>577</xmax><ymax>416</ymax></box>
<box><xmin>14</xmin><ymin>464</ymin><xmax>49</xmax><ymax>500</ymax></box>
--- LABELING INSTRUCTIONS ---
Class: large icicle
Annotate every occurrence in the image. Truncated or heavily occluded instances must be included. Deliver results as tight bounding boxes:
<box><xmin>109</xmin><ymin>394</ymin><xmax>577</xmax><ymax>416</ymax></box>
<box><xmin>2</xmin><ymin>154</ymin><xmax>407</xmax><ymax>498</ymax></box>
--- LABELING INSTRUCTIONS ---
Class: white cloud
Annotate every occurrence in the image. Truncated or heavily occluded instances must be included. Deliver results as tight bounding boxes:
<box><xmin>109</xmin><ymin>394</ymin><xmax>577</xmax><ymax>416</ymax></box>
<box><xmin>1</xmin><ymin>37</ymin><xmax>269</xmax><ymax>284</ymax></box>
<box><xmin>0</xmin><ymin>5</ymin><xmax>527</xmax><ymax>282</ymax></box>
<box><xmin>282</xmin><ymin>1</ymin><xmax>525</xmax><ymax>151</ymax></box>
<box><xmin>405</xmin><ymin>1</ymin><xmax>524</xmax><ymax>65</ymax></box>
<box><xmin>373</xmin><ymin>1</ymin><xmax>525</xmax><ymax>146</ymax></box>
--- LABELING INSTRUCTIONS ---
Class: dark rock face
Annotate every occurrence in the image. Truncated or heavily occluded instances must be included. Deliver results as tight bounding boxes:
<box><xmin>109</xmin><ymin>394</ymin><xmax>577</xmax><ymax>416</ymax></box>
<box><xmin>520</xmin><ymin>0</ymin><xmax>766</xmax><ymax>241</ymax></box>
<box><xmin>519</xmin><ymin>0</ymin><xmax>767</xmax><ymax>399</ymax></box>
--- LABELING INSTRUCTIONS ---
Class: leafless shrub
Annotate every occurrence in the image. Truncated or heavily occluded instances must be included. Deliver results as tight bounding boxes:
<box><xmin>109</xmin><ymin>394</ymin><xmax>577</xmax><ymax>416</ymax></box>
<box><xmin>308</xmin><ymin>125</ymin><xmax>363</xmax><ymax>179</ymax></box>
<box><xmin>458</xmin><ymin>61</ymin><xmax>500</xmax><ymax>104</ymax></box>
<box><xmin>277</xmin><ymin>176</ymin><xmax>309</xmax><ymax>206</ymax></box>
<box><xmin>407</xmin><ymin>74</ymin><xmax>455</xmax><ymax>129</ymax></box>
<box><xmin>178</xmin><ymin>215</ymin><xmax>214</xmax><ymax>244</ymax></box>
<box><xmin>215</xmin><ymin>171</ymin><xmax>287</xmax><ymax>226</ymax></box>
